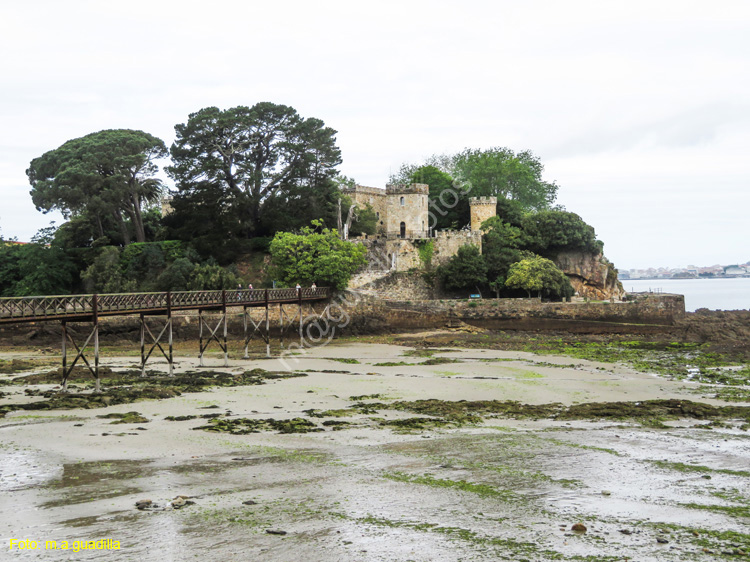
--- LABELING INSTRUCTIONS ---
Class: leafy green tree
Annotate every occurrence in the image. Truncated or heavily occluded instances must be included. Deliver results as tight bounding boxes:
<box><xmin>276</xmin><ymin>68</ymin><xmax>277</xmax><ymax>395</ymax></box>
<box><xmin>0</xmin><ymin>242</ymin><xmax>76</xmax><ymax>297</ymax></box>
<box><xmin>188</xmin><ymin>261</ymin><xmax>239</xmax><ymax>290</ymax></box>
<box><xmin>269</xmin><ymin>221</ymin><xmax>367</xmax><ymax>290</ymax></box>
<box><xmin>259</xmin><ymin>179</ymin><xmax>341</xmax><ymax>235</ymax></box>
<box><xmin>391</xmin><ymin>148</ymin><xmax>557</xmax><ymax>215</ymax></box>
<box><xmin>495</xmin><ymin>196</ymin><xmax>526</xmax><ymax>227</ymax></box>
<box><xmin>505</xmin><ymin>255</ymin><xmax>573</xmax><ymax>299</ymax></box>
<box><xmin>80</xmin><ymin>246</ymin><xmax>126</xmax><ymax>293</ymax></box>
<box><xmin>349</xmin><ymin>203</ymin><xmax>378</xmax><ymax>237</ymax></box>
<box><xmin>167</xmin><ymin>103</ymin><xmax>342</xmax><ymax>244</ymax></box>
<box><xmin>453</xmin><ymin>148</ymin><xmax>558</xmax><ymax>211</ymax></box>
<box><xmin>27</xmin><ymin>129</ymin><xmax>167</xmax><ymax>245</ymax></box>
<box><xmin>438</xmin><ymin>245</ymin><xmax>488</xmax><ymax>294</ymax></box>
<box><xmin>121</xmin><ymin>243</ymin><xmax>167</xmax><ymax>290</ymax></box>
<box><xmin>481</xmin><ymin>216</ymin><xmax>531</xmax><ymax>297</ymax></box>
<box><xmin>162</xmin><ymin>185</ymin><xmax>243</xmax><ymax>263</ymax></box>
<box><xmin>408</xmin><ymin>165</ymin><xmax>469</xmax><ymax>230</ymax></box>
<box><xmin>520</xmin><ymin>210</ymin><xmax>603</xmax><ymax>257</ymax></box>
<box><xmin>155</xmin><ymin>258</ymin><xmax>196</xmax><ymax>291</ymax></box>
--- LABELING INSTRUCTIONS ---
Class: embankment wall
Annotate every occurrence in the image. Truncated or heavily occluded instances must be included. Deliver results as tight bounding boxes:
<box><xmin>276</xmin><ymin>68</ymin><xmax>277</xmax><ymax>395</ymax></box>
<box><xmin>0</xmin><ymin>293</ymin><xmax>685</xmax><ymax>346</ymax></box>
<box><xmin>340</xmin><ymin>293</ymin><xmax>685</xmax><ymax>334</ymax></box>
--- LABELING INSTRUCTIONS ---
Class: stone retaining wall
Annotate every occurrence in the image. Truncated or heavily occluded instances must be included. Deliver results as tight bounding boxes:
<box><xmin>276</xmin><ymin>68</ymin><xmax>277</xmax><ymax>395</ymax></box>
<box><xmin>338</xmin><ymin>292</ymin><xmax>685</xmax><ymax>334</ymax></box>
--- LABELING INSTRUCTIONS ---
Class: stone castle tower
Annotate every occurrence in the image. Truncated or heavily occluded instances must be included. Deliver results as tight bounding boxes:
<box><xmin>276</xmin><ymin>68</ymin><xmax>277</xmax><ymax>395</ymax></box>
<box><xmin>385</xmin><ymin>183</ymin><xmax>429</xmax><ymax>238</ymax></box>
<box><xmin>469</xmin><ymin>196</ymin><xmax>497</xmax><ymax>231</ymax></box>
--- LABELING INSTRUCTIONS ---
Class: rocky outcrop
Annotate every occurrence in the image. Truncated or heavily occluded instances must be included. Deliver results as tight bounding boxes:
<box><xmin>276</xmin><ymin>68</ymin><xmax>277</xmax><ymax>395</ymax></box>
<box><xmin>554</xmin><ymin>251</ymin><xmax>624</xmax><ymax>301</ymax></box>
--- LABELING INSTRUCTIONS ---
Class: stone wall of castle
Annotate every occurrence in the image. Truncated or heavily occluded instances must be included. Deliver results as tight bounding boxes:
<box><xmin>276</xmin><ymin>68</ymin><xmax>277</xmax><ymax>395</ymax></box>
<box><xmin>385</xmin><ymin>183</ymin><xmax>429</xmax><ymax>238</ymax></box>
<box><xmin>469</xmin><ymin>196</ymin><xmax>497</xmax><ymax>231</ymax></box>
<box><xmin>432</xmin><ymin>230</ymin><xmax>483</xmax><ymax>265</ymax></box>
<box><xmin>342</xmin><ymin>185</ymin><xmax>388</xmax><ymax>234</ymax></box>
<box><xmin>352</xmin><ymin>230</ymin><xmax>482</xmax><ymax>273</ymax></box>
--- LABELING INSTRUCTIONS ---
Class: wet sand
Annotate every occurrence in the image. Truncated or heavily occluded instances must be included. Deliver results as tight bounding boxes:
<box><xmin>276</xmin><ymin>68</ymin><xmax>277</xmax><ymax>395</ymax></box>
<box><xmin>1</xmin><ymin>339</ymin><xmax>749</xmax><ymax>561</ymax></box>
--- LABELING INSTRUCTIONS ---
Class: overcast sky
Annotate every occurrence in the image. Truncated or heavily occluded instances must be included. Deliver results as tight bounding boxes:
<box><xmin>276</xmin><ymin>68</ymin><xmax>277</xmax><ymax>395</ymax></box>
<box><xmin>1</xmin><ymin>0</ymin><xmax>748</xmax><ymax>270</ymax></box>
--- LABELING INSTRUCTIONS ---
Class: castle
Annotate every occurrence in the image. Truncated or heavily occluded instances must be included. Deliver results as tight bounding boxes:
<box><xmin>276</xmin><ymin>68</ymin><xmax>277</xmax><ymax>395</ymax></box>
<box><xmin>343</xmin><ymin>183</ymin><xmax>497</xmax><ymax>273</ymax></box>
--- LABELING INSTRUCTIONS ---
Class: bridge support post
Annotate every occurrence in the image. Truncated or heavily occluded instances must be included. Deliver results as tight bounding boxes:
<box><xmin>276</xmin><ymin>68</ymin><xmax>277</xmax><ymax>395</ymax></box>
<box><xmin>139</xmin><ymin>291</ymin><xmax>174</xmax><ymax>376</ymax></box>
<box><xmin>223</xmin><ymin>289</ymin><xmax>228</xmax><ymax>367</ymax></box>
<box><xmin>198</xmin><ymin>291</ymin><xmax>229</xmax><ymax>367</ymax></box>
<box><xmin>242</xmin><ymin>304</ymin><xmax>270</xmax><ymax>359</ymax></box>
<box><xmin>298</xmin><ymin>289</ymin><xmax>303</xmax><ymax>342</ymax></box>
<box><xmin>265</xmin><ymin>290</ymin><xmax>270</xmax><ymax>357</ymax></box>
<box><xmin>279</xmin><ymin>303</ymin><xmax>301</xmax><ymax>348</ymax></box>
<box><xmin>60</xmin><ymin>294</ymin><xmax>100</xmax><ymax>393</ymax></box>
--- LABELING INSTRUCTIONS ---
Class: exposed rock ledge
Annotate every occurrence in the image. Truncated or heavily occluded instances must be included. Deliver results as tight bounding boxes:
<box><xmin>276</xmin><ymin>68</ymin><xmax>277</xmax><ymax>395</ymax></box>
<box><xmin>554</xmin><ymin>250</ymin><xmax>624</xmax><ymax>301</ymax></box>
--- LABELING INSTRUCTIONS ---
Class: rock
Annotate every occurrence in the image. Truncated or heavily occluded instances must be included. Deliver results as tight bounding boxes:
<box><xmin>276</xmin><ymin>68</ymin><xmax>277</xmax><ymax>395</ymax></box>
<box><xmin>571</xmin><ymin>523</ymin><xmax>587</xmax><ymax>533</ymax></box>
<box><xmin>171</xmin><ymin>497</ymin><xmax>186</xmax><ymax>508</ymax></box>
<box><xmin>242</xmin><ymin>500</ymin><xmax>258</xmax><ymax>505</ymax></box>
<box><xmin>554</xmin><ymin>251</ymin><xmax>624</xmax><ymax>301</ymax></box>
<box><xmin>265</xmin><ymin>529</ymin><xmax>287</xmax><ymax>535</ymax></box>
<box><xmin>135</xmin><ymin>499</ymin><xmax>152</xmax><ymax>510</ymax></box>
<box><xmin>619</xmin><ymin>529</ymin><xmax>632</xmax><ymax>535</ymax></box>
<box><xmin>657</xmin><ymin>537</ymin><xmax>669</xmax><ymax>544</ymax></box>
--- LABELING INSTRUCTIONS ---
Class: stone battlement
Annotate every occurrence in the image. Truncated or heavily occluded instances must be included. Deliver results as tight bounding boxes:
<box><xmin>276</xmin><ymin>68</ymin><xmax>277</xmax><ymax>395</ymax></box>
<box><xmin>343</xmin><ymin>185</ymin><xmax>386</xmax><ymax>197</ymax></box>
<box><xmin>469</xmin><ymin>196</ymin><xmax>497</xmax><ymax>206</ymax></box>
<box><xmin>434</xmin><ymin>230</ymin><xmax>482</xmax><ymax>239</ymax></box>
<box><xmin>386</xmin><ymin>183</ymin><xmax>429</xmax><ymax>195</ymax></box>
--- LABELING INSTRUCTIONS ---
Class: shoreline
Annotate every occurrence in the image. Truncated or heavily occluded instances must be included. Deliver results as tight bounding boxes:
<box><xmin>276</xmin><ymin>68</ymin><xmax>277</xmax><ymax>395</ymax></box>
<box><xmin>2</xmin><ymin>336</ymin><xmax>749</xmax><ymax>560</ymax></box>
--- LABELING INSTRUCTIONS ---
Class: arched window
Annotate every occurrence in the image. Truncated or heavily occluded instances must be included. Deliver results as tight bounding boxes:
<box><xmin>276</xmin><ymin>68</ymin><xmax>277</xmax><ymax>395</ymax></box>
<box><xmin>400</xmin><ymin>196</ymin><xmax>405</xmax><ymax>206</ymax></box>
<box><xmin>400</xmin><ymin>222</ymin><xmax>406</xmax><ymax>238</ymax></box>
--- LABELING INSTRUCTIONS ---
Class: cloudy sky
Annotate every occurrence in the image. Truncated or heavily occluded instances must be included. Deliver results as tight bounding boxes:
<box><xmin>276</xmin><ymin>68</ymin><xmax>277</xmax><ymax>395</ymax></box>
<box><xmin>1</xmin><ymin>0</ymin><xmax>748</xmax><ymax>270</ymax></box>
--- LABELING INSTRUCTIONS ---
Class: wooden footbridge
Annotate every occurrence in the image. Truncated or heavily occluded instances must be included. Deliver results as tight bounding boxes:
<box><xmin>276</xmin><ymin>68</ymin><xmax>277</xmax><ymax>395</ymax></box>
<box><xmin>0</xmin><ymin>288</ymin><xmax>332</xmax><ymax>391</ymax></box>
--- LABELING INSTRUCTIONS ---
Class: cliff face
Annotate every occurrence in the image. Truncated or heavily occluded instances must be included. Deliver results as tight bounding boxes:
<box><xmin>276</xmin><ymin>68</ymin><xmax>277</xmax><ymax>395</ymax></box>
<box><xmin>554</xmin><ymin>251</ymin><xmax>624</xmax><ymax>300</ymax></box>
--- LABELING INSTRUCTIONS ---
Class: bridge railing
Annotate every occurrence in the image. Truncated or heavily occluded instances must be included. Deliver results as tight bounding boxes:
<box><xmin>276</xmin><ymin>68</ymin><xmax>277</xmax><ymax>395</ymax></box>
<box><xmin>0</xmin><ymin>287</ymin><xmax>330</xmax><ymax>323</ymax></box>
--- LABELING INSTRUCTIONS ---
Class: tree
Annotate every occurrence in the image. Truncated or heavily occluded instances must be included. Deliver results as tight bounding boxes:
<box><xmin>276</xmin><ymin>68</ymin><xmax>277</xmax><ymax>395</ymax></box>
<box><xmin>155</xmin><ymin>258</ymin><xmax>196</xmax><ymax>291</ymax></box>
<box><xmin>167</xmin><ymin>103</ymin><xmax>342</xmax><ymax>242</ymax></box>
<box><xmin>453</xmin><ymin>148</ymin><xmax>558</xmax><ymax>211</ymax></box>
<box><xmin>505</xmin><ymin>256</ymin><xmax>573</xmax><ymax>299</ymax></box>
<box><xmin>349</xmin><ymin>203</ymin><xmax>378</xmax><ymax>237</ymax></box>
<box><xmin>27</xmin><ymin>129</ymin><xmax>167</xmax><ymax>245</ymax></box>
<box><xmin>80</xmin><ymin>246</ymin><xmax>127</xmax><ymax>293</ymax></box>
<box><xmin>520</xmin><ymin>210</ymin><xmax>603</xmax><ymax>258</ymax></box>
<box><xmin>269</xmin><ymin>221</ymin><xmax>367</xmax><ymax>290</ymax></box>
<box><xmin>391</xmin><ymin>148</ymin><xmax>557</xmax><ymax>215</ymax></box>
<box><xmin>0</xmin><ymin>242</ymin><xmax>76</xmax><ymax>297</ymax></box>
<box><xmin>481</xmin><ymin>216</ymin><xmax>530</xmax><ymax>297</ymax></box>
<box><xmin>437</xmin><ymin>245</ymin><xmax>488</xmax><ymax>294</ymax></box>
<box><xmin>408</xmin><ymin>165</ymin><xmax>469</xmax><ymax>230</ymax></box>
<box><xmin>188</xmin><ymin>261</ymin><xmax>239</xmax><ymax>290</ymax></box>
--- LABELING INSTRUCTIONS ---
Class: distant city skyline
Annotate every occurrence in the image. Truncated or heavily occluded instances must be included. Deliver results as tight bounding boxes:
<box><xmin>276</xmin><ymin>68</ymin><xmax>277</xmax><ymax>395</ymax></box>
<box><xmin>622</xmin><ymin>260</ymin><xmax>750</xmax><ymax>279</ymax></box>
<box><xmin>1</xmin><ymin>1</ymin><xmax>748</xmax><ymax>272</ymax></box>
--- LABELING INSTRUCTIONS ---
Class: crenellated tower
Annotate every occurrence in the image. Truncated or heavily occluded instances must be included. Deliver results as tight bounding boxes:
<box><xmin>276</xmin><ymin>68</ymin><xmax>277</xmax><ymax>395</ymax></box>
<box><xmin>469</xmin><ymin>196</ymin><xmax>497</xmax><ymax>231</ymax></box>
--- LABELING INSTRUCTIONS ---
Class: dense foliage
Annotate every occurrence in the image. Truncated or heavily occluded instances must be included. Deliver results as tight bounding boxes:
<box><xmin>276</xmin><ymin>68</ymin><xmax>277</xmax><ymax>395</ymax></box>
<box><xmin>5</xmin><ymin>102</ymin><xmax>608</xmax><ymax>299</ymax></box>
<box><xmin>165</xmin><ymin>103</ymin><xmax>342</xmax><ymax>262</ymax></box>
<box><xmin>391</xmin><ymin>147</ymin><xmax>559</xmax><ymax>230</ymax></box>
<box><xmin>505</xmin><ymin>256</ymin><xmax>573</xmax><ymax>299</ymax></box>
<box><xmin>27</xmin><ymin>129</ymin><xmax>167</xmax><ymax>245</ymax></box>
<box><xmin>0</xmin><ymin>241</ymin><xmax>76</xmax><ymax>297</ymax></box>
<box><xmin>438</xmin><ymin>209</ymin><xmax>601</xmax><ymax>299</ymax></box>
<box><xmin>438</xmin><ymin>245</ymin><xmax>488</xmax><ymax>294</ymax></box>
<box><xmin>269</xmin><ymin>221</ymin><xmax>367</xmax><ymax>290</ymax></box>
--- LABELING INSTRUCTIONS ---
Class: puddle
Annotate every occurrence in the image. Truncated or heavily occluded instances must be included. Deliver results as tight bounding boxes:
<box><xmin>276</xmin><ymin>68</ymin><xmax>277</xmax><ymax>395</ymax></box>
<box><xmin>0</xmin><ymin>448</ymin><xmax>61</xmax><ymax>492</ymax></box>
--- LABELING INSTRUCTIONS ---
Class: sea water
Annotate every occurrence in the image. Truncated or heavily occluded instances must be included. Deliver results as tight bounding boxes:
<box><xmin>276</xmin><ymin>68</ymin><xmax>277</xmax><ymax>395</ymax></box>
<box><xmin>625</xmin><ymin>277</ymin><xmax>750</xmax><ymax>312</ymax></box>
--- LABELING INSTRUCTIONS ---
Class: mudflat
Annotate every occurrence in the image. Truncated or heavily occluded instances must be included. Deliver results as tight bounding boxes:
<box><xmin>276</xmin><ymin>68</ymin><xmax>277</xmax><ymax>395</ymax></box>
<box><xmin>1</xmin><ymin>333</ymin><xmax>749</xmax><ymax>561</ymax></box>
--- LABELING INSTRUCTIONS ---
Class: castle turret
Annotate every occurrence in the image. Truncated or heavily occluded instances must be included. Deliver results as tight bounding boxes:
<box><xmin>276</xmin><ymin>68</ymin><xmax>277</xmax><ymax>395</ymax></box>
<box><xmin>385</xmin><ymin>183</ymin><xmax>429</xmax><ymax>238</ymax></box>
<box><xmin>469</xmin><ymin>196</ymin><xmax>497</xmax><ymax>231</ymax></box>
